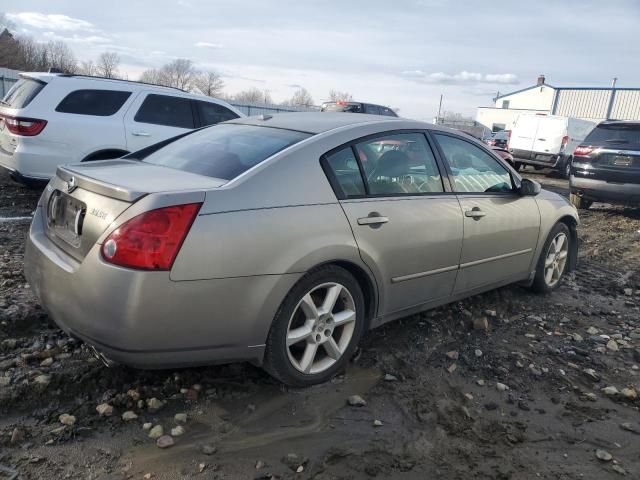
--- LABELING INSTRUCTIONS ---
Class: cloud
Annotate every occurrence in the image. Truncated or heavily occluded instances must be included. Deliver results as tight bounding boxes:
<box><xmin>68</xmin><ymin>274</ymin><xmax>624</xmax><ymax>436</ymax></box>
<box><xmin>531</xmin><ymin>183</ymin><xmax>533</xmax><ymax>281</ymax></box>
<box><xmin>7</xmin><ymin>12</ymin><xmax>94</xmax><ymax>31</ymax></box>
<box><xmin>195</xmin><ymin>41</ymin><xmax>223</xmax><ymax>49</ymax></box>
<box><xmin>400</xmin><ymin>70</ymin><xmax>519</xmax><ymax>85</ymax></box>
<box><xmin>41</xmin><ymin>31</ymin><xmax>111</xmax><ymax>44</ymax></box>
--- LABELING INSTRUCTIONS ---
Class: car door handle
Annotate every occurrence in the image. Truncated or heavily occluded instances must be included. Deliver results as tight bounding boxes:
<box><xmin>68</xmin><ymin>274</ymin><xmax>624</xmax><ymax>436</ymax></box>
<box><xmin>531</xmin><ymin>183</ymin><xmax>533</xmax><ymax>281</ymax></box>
<box><xmin>537</xmin><ymin>138</ymin><xmax>546</xmax><ymax>141</ymax></box>
<box><xmin>357</xmin><ymin>213</ymin><xmax>389</xmax><ymax>226</ymax></box>
<box><xmin>131</xmin><ymin>131</ymin><xmax>151</xmax><ymax>137</ymax></box>
<box><xmin>464</xmin><ymin>208</ymin><xmax>486</xmax><ymax>219</ymax></box>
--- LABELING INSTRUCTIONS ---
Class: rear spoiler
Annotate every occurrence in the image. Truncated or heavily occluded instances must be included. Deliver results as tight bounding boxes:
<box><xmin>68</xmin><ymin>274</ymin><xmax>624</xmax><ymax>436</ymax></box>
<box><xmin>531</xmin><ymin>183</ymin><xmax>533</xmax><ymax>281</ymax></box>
<box><xmin>56</xmin><ymin>164</ymin><xmax>147</xmax><ymax>202</ymax></box>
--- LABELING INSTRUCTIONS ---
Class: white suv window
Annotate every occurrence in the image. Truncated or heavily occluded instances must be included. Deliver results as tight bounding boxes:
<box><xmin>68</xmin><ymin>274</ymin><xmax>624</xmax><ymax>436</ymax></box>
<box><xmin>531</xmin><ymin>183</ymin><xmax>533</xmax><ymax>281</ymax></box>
<box><xmin>55</xmin><ymin>90</ymin><xmax>132</xmax><ymax>116</ymax></box>
<box><xmin>134</xmin><ymin>94</ymin><xmax>195</xmax><ymax>128</ymax></box>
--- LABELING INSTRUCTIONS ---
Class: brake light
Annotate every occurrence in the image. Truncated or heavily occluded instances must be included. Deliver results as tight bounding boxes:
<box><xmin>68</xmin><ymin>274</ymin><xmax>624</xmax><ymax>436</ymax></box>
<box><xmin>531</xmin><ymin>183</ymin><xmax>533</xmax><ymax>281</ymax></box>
<box><xmin>2</xmin><ymin>115</ymin><xmax>47</xmax><ymax>136</ymax></box>
<box><xmin>574</xmin><ymin>146</ymin><xmax>595</xmax><ymax>157</ymax></box>
<box><xmin>101</xmin><ymin>203</ymin><xmax>201</xmax><ymax>270</ymax></box>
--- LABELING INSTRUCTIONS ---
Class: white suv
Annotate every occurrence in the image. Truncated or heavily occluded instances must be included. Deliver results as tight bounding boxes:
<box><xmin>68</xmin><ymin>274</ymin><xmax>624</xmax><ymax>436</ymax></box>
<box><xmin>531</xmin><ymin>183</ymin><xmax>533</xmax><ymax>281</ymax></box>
<box><xmin>0</xmin><ymin>73</ymin><xmax>244</xmax><ymax>184</ymax></box>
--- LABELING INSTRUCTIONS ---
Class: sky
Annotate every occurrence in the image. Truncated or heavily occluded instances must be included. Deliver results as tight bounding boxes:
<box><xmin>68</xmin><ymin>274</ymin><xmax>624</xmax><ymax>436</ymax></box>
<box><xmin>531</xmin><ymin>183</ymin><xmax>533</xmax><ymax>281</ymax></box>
<box><xmin>2</xmin><ymin>0</ymin><xmax>639</xmax><ymax>120</ymax></box>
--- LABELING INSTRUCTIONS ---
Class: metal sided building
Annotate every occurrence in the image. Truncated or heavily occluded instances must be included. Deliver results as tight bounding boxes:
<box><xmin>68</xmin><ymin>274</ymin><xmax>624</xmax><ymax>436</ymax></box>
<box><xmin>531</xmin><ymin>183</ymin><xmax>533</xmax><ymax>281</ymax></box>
<box><xmin>476</xmin><ymin>75</ymin><xmax>640</xmax><ymax>132</ymax></box>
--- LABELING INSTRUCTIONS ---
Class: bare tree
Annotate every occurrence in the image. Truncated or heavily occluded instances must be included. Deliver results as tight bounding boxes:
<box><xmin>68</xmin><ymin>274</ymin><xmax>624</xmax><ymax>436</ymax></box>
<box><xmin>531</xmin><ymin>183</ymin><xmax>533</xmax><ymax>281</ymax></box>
<box><xmin>161</xmin><ymin>58</ymin><xmax>197</xmax><ymax>90</ymax></box>
<box><xmin>45</xmin><ymin>41</ymin><xmax>77</xmax><ymax>73</ymax></box>
<box><xmin>193</xmin><ymin>71</ymin><xmax>224</xmax><ymax>97</ymax></box>
<box><xmin>233</xmin><ymin>87</ymin><xmax>272</xmax><ymax>104</ymax></box>
<box><xmin>328</xmin><ymin>89</ymin><xmax>353</xmax><ymax>102</ymax></box>
<box><xmin>96</xmin><ymin>52</ymin><xmax>120</xmax><ymax>78</ymax></box>
<box><xmin>139</xmin><ymin>68</ymin><xmax>164</xmax><ymax>85</ymax></box>
<box><xmin>282</xmin><ymin>87</ymin><xmax>314</xmax><ymax>107</ymax></box>
<box><xmin>78</xmin><ymin>60</ymin><xmax>96</xmax><ymax>76</ymax></box>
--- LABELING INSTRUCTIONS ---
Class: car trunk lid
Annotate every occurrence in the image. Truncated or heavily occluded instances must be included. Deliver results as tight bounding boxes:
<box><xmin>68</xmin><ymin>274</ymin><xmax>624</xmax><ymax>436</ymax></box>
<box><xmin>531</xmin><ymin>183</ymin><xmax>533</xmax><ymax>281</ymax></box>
<box><xmin>43</xmin><ymin>159</ymin><xmax>225</xmax><ymax>261</ymax></box>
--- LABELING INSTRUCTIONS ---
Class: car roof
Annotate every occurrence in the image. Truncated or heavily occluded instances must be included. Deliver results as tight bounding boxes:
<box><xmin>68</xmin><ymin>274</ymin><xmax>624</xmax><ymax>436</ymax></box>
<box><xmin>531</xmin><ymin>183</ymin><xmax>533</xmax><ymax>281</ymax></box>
<box><xmin>227</xmin><ymin>112</ymin><xmax>413</xmax><ymax>134</ymax></box>
<box><xmin>20</xmin><ymin>72</ymin><xmax>241</xmax><ymax>112</ymax></box>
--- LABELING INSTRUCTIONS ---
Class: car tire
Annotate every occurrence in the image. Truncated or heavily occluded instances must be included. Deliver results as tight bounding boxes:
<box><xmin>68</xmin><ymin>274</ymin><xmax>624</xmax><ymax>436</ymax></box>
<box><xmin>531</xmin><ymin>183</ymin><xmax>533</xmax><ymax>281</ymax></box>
<box><xmin>531</xmin><ymin>222</ymin><xmax>571</xmax><ymax>294</ymax></box>
<box><xmin>263</xmin><ymin>265</ymin><xmax>366</xmax><ymax>387</ymax></box>
<box><xmin>570</xmin><ymin>193</ymin><xmax>592</xmax><ymax>210</ymax></box>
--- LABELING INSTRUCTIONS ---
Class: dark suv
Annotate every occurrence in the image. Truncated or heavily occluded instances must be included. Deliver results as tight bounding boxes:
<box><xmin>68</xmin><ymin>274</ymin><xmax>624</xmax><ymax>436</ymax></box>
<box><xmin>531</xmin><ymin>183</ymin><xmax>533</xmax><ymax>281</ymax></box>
<box><xmin>320</xmin><ymin>101</ymin><xmax>398</xmax><ymax>117</ymax></box>
<box><xmin>570</xmin><ymin>121</ymin><xmax>640</xmax><ymax>209</ymax></box>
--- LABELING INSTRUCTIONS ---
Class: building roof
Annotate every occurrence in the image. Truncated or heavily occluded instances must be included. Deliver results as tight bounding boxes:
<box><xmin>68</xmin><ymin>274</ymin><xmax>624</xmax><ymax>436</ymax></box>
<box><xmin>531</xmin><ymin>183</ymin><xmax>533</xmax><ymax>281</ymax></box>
<box><xmin>496</xmin><ymin>82</ymin><xmax>640</xmax><ymax>101</ymax></box>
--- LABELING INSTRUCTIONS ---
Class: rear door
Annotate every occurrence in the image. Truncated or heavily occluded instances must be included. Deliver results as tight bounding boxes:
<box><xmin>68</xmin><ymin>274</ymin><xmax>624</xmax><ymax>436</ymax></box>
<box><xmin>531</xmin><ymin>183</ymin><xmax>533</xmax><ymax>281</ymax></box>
<box><xmin>532</xmin><ymin>116</ymin><xmax>566</xmax><ymax>155</ymax></box>
<box><xmin>323</xmin><ymin>131</ymin><xmax>463</xmax><ymax>315</ymax></box>
<box><xmin>510</xmin><ymin>115</ymin><xmax>540</xmax><ymax>155</ymax></box>
<box><xmin>124</xmin><ymin>92</ymin><xmax>196</xmax><ymax>152</ymax></box>
<box><xmin>432</xmin><ymin>132</ymin><xmax>540</xmax><ymax>294</ymax></box>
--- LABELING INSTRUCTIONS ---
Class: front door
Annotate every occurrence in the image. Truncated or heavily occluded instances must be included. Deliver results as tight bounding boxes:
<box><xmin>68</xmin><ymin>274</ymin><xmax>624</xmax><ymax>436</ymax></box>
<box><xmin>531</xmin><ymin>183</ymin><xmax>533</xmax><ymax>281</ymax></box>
<box><xmin>322</xmin><ymin>131</ymin><xmax>464</xmax><ymax>315</ymax></box>
<box><xmin>432</xmin><ymin>132</ymin><xmax>541</xmax><ymax>294</ymax></box>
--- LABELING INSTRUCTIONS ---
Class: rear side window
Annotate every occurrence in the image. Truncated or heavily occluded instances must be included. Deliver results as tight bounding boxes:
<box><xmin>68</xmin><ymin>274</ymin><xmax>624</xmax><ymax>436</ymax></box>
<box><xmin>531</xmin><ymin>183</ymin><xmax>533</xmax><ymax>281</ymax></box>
<box><xmin>2</xmin><ymin>78</ymin><xmax>45</xmax><ymax>108</ymax></box>
<box><xmin>584</xmin><ymin>124</ymin><xmax>640</xmax><ymax>145</ymax></box>
<box><xmin>321</xmin><ymin>103</ymin><xmax>363</xmax><ymax>113</ymax></box>
<box><xmin>142</xmin><ymin>124</ymin><xmax>311</xmax><ymax>180</ymax></box>
<box><xmin>380</xmin><ymin>107</ymin><xmax>397</xmax><ymax>117</ymax></box>
<box><xmin>135</xmin><ymin>94</ymin><xmax>195</xmax><ymax>128</ymax></box>
<box><xmin>196</xmin><ymin>101</ymin><xmax>239</xmax><ymax>126</ymax></box>
<box><xmin>364</xmin><ymin>104</ymin><xmax>381</xmax><ymax>115</ymax></box>
<box><xmin>324</xmin><ymin>148</ymin><xmax>366</xmax><ymax>197</ymax></box>
<box><xmin>55</xmin><ymin>89</ymin><xmax>131</xmax><ymax>116</ymax></box>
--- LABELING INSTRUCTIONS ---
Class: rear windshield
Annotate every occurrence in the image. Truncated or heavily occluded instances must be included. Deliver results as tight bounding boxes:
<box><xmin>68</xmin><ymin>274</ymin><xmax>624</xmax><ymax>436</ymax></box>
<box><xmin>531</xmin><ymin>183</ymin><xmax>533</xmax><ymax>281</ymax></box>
<box><xmin>321</xmin><ymin>103</ymin><xmax>362</xmax><ymax>113</ymax></box>
<box><xmin>142</xmin><ymin>124</ymin><xmax>311</xmax><ymax>180</ymax></box>
<box><xmin>2</xmin><ymin>78</ymin><xmax>46</xmax><ymax>109</ymax></box>
<box><xmin>584</xmin><ymin>124</ymin><xmax>640</xmax><ymax>145</ymax></box>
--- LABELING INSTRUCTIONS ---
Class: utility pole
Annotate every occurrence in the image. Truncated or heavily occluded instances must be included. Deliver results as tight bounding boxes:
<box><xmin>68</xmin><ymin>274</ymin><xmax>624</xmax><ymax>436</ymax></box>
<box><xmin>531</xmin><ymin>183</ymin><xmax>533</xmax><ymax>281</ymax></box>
<box><xmin>437</xmin><ymin>94</ymin><xmax>443</xmax><ymax>124</ymax></box>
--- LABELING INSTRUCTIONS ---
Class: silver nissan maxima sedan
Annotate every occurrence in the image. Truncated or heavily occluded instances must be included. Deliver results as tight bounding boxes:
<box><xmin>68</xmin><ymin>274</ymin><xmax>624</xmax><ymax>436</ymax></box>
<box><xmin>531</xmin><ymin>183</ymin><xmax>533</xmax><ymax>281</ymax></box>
<box><xmin>25</xmin><ymin>113</ymin><xmax>579</xmax><ymax>386</ymax></box>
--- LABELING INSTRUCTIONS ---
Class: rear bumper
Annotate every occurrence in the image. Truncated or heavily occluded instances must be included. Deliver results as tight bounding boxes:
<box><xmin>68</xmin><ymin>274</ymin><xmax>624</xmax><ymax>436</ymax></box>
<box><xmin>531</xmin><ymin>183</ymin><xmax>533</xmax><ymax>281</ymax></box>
<box><xmin>511</xmin><ymin>148</ymin><xmax>562</xmax><ymax>168</ymax></box>
<box><xmin>0</xmin><ymin>140</ymin><xmax>67</xmax><ymax>181</ymax></box>
<box><xmin>24</xmin><ymin>207</ymin><xmax>301</xmax><ymax>368</ymax></box>
<box><xmin>570</xmin><ymin>176</ymin><xmax>640</xmax><ymax>204</ymax></box>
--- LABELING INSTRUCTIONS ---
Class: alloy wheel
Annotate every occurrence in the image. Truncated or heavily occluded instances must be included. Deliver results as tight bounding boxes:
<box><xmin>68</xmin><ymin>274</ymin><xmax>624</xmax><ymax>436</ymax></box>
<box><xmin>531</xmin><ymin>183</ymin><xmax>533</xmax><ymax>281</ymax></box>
<box><xmin>544</xmin><ymin>232</ymin><xmax>569</xmax><ymax>287</ymax></box>
<box><xmin>286</xmin><ymin>282</ymin><xmax>356</xmax><ymax>374</ymax></box>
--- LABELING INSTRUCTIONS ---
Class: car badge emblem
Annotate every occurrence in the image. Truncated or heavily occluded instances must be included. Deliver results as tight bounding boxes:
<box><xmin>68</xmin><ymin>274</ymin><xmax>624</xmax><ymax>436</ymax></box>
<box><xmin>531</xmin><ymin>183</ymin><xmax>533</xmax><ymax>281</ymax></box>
<box><xmin>67</xmin><ymin>176</ymin><xmax>77</xmax><ymax>193</ymax></box>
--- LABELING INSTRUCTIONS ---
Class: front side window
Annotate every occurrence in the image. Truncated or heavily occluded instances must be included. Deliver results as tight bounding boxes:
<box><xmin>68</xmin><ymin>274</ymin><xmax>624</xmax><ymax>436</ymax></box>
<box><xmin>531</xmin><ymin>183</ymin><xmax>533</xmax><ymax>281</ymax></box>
<box><xmin>135</xmin><ymin>94</ymin><xmax>195</xmax><ymax>128</ymax></box>
<box><xmin>196</xmin><ymin>101</ymin><xmax>239</xmax><ymax>126</ymax></box>
<box><xmin>434</xmin><ymin>133</ymin><xmax>513</xmax><ymax>193</ymax></box>
<box><xmin>355</xmin><ymin>133</ymin><xmax>444</xmax><ymax>195</ymax></box>
<box><xmin>142</xmin><ymin>124</ymin><xmax>311</xmax><ymax>181</ymax></box>
<box><xmin>56</xmin><ymin>89</ymin><xmax>132</xmax><ymax>116</ymax></box>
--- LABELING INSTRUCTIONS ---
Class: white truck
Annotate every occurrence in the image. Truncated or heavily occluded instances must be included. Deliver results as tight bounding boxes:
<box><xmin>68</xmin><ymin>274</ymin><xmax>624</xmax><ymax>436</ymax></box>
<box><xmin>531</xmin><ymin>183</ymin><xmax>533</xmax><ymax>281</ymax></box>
<box><xmin>509</xmin><ymin>114</ymin><xmax>596</xmax><ymax>177</ymax></box>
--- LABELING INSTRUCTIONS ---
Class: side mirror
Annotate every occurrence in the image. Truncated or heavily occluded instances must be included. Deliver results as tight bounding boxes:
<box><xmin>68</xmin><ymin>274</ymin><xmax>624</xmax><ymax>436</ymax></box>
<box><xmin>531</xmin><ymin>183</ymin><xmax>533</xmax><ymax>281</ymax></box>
<box><xmin>519</xmin><ymin>178</ymin><xmax>541</xmax><ymax>196</ymax></box>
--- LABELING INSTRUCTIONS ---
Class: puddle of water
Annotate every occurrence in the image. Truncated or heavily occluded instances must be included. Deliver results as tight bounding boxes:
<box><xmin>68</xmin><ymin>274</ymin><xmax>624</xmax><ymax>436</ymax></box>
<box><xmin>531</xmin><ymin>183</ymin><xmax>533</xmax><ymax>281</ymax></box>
<box><xmin>126</xmin><ymin>365</ymin><xmax>381</xmax><ymax>472</ymax></box>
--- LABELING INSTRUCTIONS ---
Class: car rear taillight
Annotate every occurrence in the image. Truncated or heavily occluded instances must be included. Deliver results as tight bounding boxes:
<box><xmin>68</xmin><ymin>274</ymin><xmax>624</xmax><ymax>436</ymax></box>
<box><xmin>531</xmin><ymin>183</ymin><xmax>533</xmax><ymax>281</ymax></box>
<box><xmin>574</xmin><ymin>146</ymin><xmax>595</xmax><ymax>157</ymax></box>
<box><xmin>101</xmin><ymin>203</ymin><xmax>201</xmax><ymax>270</ymax></box>
<box><xmin>2</xmin><ymin>115</ymin><xmax>47</xmax><ymax>136</ymax></box>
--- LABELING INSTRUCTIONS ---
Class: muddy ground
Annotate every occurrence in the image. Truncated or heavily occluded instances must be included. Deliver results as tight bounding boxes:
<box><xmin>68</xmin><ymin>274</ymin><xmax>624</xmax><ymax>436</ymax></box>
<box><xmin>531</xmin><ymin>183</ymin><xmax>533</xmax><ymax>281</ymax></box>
<box><xmin>1</xmin><ymin>168</ymin><xmax>639</xmax><ymax>480</ymax></box>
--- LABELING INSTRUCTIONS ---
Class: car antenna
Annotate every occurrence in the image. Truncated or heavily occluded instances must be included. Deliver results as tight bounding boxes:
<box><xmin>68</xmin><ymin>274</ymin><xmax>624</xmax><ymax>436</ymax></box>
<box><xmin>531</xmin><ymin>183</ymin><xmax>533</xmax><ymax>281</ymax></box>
<box><xmin>259</xmin><ymin>114</ymin><xmax>273</xmax><ymax>121</ymax></box>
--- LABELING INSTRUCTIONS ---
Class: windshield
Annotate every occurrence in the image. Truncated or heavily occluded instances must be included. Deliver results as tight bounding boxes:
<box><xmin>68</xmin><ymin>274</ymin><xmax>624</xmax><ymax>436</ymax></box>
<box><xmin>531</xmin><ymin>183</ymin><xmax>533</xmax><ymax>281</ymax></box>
<box><xmin>142</xmin><ymin>124</ymin><xmax>312</xmax><ymax>180</ymax></box>
<box><xmin>2</xmin><ymin>78</ymin><xmax>46</xmax><ymax>109</ymax></box>
<box><xmin>584</xmin><ymin>124</ymin><xmax>640</xmax><ymax>145</ymax></box>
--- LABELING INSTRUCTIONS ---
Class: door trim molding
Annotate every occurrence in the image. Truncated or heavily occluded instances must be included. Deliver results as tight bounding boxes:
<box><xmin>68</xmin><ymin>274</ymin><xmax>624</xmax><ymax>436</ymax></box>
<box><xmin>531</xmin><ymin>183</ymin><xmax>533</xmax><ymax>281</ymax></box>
<box><xmin>459</xmin><ymin>248</ymin><xmax>533</xmax><ymax>269</ymax></box>
<box><xmin>391</xmin><ymin>264</ymin><xmax>458</xmax><ymax>283</ymax></box>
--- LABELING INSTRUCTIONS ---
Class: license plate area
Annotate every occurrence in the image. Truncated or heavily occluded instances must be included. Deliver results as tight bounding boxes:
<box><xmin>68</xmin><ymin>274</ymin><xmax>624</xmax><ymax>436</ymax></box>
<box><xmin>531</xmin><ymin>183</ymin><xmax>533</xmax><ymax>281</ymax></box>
<box><xmin>47</xmin><ymin>191</ymin><xmax>86</xmax><ymax>247</ymax></box>
<box><xmin>611</xmin><ymin>155</ymin><xmax>633</xmax><ymax>167</ymax></box>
